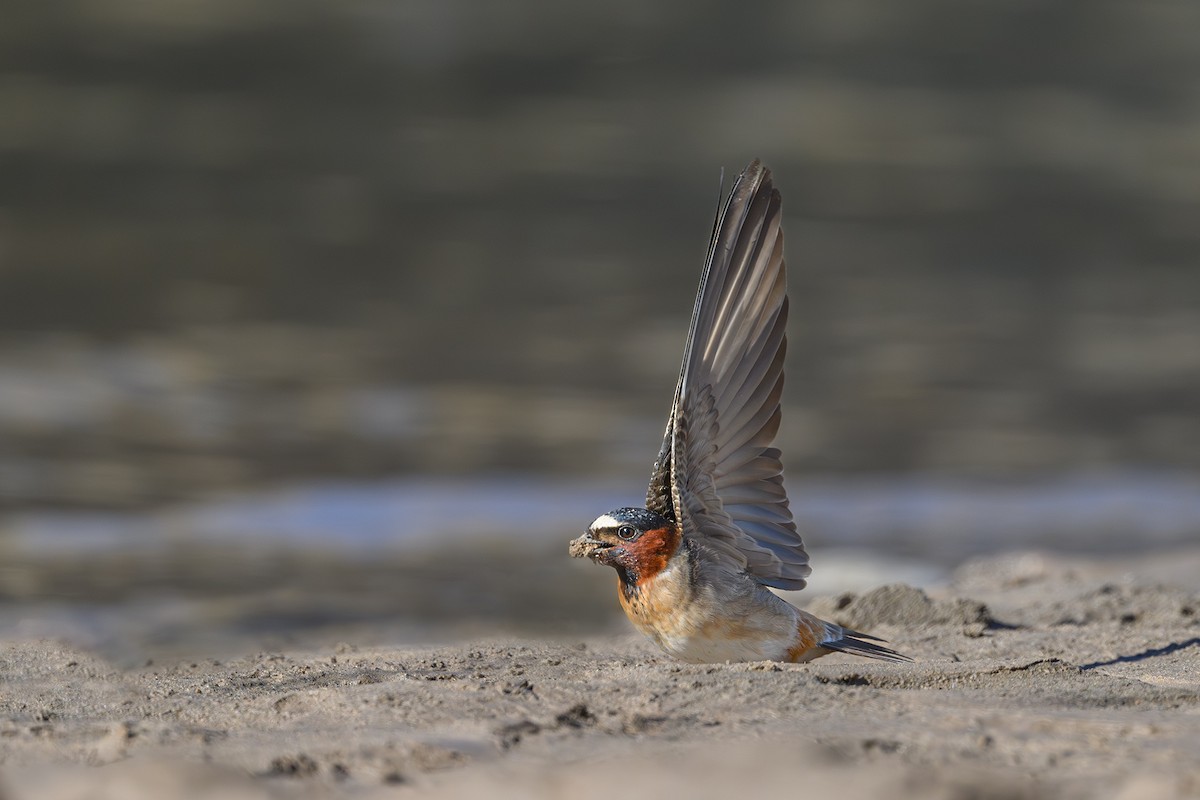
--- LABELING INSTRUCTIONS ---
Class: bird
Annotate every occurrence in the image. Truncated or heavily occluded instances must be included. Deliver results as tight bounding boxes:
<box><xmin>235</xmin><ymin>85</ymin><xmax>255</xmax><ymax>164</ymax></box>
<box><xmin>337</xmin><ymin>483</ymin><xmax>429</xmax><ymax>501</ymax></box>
<box><xmin>569</xmin><ymin>160</ymin><xmax>910</xmax><ymax>665</ymax></box>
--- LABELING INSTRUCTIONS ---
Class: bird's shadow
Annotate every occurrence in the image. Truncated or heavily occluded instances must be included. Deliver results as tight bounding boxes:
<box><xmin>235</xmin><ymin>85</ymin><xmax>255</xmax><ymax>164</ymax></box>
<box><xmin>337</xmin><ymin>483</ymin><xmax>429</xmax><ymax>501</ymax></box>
<box><xmin>1079</xmin><ymin>637</ymin><xmax>1200</xmax><ymax>670</ymax></box>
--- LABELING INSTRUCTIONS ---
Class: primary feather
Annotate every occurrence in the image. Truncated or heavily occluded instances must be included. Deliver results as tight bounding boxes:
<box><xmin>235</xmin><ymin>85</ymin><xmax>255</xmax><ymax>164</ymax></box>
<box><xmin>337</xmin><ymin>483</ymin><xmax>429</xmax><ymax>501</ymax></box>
<box><xmin>646</xmin><ymin>160</ymin><xmax>811</xmax><ymax>591</ymax></box>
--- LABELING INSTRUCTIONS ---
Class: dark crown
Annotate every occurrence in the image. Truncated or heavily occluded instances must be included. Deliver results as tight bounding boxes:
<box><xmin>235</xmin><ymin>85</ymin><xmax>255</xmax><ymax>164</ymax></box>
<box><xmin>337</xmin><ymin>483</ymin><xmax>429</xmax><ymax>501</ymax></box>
<box><xmin>603</xmin><ymin>507</ymin><xmax>672</xmax><ymax>531</ymax></box>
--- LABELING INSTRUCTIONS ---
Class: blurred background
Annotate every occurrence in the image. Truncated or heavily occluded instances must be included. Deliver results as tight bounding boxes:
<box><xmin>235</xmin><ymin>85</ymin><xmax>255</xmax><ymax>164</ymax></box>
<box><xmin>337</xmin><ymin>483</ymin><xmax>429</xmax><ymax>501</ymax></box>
<box><xmin>2</xmin><ymin>0</ymin><xmax>1199</xmax><ymax>659</ymax></box>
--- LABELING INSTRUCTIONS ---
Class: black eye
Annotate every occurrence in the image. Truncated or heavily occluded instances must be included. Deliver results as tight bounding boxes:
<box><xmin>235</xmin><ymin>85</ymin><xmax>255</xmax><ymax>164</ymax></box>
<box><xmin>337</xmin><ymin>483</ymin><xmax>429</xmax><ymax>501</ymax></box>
<box><xmin>617</xmin><ymin>525</ymin><xmax>637</xmax><ymax>540</ymax></box>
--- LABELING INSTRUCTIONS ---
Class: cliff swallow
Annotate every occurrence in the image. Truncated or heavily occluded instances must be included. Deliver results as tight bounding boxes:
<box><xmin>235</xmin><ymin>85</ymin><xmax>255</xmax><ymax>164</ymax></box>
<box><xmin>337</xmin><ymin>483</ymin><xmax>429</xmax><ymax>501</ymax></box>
<box><xmin>570</xmin><ymin>160</ymin><xmax>909</xmax><ymax>664</ymax></box>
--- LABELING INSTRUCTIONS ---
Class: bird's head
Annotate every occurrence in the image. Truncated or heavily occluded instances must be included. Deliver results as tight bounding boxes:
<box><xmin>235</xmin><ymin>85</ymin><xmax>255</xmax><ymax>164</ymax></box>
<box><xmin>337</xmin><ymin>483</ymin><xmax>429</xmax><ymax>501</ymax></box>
<box><xmin>569</xmin><ymin>507</ymin><xmax>680</xmax><ymax>585</ymax></box>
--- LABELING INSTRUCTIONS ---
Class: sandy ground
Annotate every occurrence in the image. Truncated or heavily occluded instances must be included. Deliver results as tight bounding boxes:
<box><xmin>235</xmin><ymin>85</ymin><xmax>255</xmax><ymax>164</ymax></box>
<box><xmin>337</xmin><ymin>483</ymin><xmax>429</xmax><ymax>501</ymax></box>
<box><xmin>2</xmin><ymin>548</ymin><xmax>1198</xmax><ymax>800</ymax></box>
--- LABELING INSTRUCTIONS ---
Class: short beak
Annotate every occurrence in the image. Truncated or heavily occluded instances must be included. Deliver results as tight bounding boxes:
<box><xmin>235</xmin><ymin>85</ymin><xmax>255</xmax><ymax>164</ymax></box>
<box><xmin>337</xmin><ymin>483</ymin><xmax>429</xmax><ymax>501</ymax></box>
<box><xmin>568</xmin><ymin>532</ymin><xmax>612</xmax><ymax>559</ymax></box>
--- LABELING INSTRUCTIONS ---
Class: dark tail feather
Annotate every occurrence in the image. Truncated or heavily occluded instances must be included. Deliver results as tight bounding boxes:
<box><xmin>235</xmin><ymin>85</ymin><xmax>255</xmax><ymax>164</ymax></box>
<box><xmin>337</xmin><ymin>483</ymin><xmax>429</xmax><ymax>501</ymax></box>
<box><xmin>823</xmin><ymin>628</ymin><xmax>912</xmax><ymax>663</ymax></box>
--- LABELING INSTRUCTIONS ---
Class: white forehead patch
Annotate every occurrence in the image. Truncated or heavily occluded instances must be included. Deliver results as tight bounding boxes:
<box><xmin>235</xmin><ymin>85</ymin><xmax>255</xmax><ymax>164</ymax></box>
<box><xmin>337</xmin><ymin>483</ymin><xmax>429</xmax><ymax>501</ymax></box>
<box><xmin>590</xmin><ymin>514</ymin><xmax>622</xmax><ymax>531</ymax></box>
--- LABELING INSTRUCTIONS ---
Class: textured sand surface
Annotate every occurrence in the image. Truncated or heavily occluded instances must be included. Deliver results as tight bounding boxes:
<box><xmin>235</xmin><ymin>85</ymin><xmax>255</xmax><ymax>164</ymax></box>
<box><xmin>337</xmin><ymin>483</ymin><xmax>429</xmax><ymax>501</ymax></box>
<box><xmin>2</xmin><ymin>549</ymin><xmax>1198</xmax><ymax>800</ymax></box>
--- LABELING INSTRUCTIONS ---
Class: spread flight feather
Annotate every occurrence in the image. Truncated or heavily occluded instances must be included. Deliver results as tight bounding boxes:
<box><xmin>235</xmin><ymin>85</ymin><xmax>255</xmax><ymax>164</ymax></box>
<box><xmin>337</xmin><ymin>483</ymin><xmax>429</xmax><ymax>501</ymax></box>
<box><xmin>646</xmin><ymin>160</ymin><xmax>811</xmax><ymax>591</ymax></box>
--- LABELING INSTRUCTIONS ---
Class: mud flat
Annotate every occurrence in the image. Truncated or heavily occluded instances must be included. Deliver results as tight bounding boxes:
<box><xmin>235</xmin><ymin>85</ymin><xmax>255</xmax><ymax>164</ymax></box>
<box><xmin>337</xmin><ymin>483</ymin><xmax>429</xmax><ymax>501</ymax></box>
<box><xmin>1</xmin><ymin>548</ymin><xmax>1198</xmax><ymax>800</ymax></box>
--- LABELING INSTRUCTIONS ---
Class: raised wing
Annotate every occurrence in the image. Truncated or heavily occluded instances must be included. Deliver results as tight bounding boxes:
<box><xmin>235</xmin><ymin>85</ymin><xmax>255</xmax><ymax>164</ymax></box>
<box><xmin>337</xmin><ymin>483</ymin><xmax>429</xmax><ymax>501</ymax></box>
<box><xmin>646</xmin><ymin>160</ymin><xmax>810</xmax><ymax>590</ymax></box>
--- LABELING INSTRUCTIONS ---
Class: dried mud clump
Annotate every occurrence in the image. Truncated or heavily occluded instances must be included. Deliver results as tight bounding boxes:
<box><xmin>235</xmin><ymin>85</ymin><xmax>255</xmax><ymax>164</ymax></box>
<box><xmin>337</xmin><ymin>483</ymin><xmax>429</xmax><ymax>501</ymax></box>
<box><xmin>808</xmin><ymin>584</ymin><xmax>997</xmax><ymax>636</ymax></box>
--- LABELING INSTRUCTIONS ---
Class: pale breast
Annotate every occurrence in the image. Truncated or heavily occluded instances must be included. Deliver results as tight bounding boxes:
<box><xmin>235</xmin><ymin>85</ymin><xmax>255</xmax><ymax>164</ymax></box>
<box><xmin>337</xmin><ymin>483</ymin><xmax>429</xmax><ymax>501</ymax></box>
<box><xmin>619</xmin><ymin>559</ymin><xmax>801</xmax><ymax>663</ymax></box>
